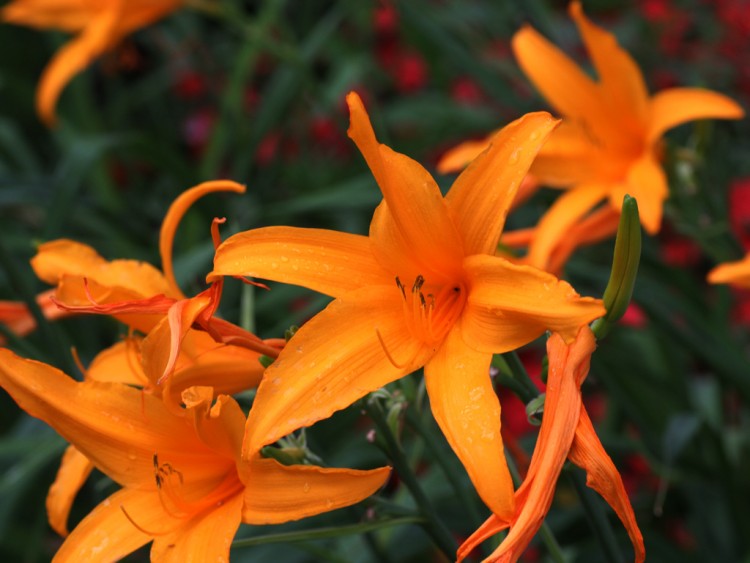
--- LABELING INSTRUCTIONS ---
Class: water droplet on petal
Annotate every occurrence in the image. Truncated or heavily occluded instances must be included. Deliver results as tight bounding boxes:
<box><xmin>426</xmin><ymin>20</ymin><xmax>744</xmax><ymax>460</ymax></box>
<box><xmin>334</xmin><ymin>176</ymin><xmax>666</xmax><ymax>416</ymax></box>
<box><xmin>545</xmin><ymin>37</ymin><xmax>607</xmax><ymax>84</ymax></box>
<box><xmin>302</xmin><ymin>482</ymin><xmax>310</xmax><ymax>493</ymax></box>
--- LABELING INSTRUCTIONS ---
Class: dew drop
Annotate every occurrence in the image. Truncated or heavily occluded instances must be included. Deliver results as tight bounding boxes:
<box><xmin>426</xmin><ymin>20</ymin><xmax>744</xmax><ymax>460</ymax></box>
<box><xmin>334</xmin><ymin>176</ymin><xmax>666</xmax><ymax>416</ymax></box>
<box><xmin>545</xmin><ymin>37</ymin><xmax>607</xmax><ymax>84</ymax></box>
<box><xmin>271</xmin><ymin>262</ymin><xmax>279</xmax><ymax>269</ymax></box>
<box><xmin>508</xmin><ymin>149</ymin><xmax>521</xmax><ymax>164</ymax></box>
<box><xmin>272</xmin><ymin>377</ymin><xmax>281</xmax><ymax>386</ymax></box>
<box><xmin>469</xmin><ymin>387</ymin><xmax>484</xmax><ymax>401</ymax></box>
<box><xmin>302</xmin><ymin>482</ymin><xmax>311</xmax><ymax>493</ymax></box>
<box><xmin>280</xmin><ymin>256</ymin><xmax>289</xmax><ymax>262</ymax></box>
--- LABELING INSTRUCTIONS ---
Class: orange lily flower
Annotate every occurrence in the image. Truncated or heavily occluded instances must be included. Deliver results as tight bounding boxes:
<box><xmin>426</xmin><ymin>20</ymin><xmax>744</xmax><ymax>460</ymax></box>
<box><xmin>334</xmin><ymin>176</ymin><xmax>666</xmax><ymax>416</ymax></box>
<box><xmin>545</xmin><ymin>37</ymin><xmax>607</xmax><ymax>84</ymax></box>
<box><xmin>47</xmin><ymin>328</ymin><xmax>282</xmax><ymax>538</ymax></box>
<box><xmin>457</xmin><ymin>327</ymin><xmax>644</xmax><ymax>563</ymax></box>
<box><xmin>707</xmin><ymin>254</ymin><xmax>750</xmax><ymax>288</ymax></box>
<box><xmin>438</xmin><ymin>2</ymin><xmax>743</xmax><ymax>272</ymax></box>
<box><xmin>208</xmin><ymin>91</ymin><xmax>605</xmax><ymax>520</ymax></box>
<box><xmin>0</xmin><ymin>348</ymin><xmax>391</xmax><ymax>561</ymax></box>
<box><xmin>27</xmin><ymin>181</ymin><xmax>281</xmax><ymax>373</ymax></box>
<box><xmin>2</xmin><ymin>0</ymin><xmax>182</xmax><ymax>125</ymax></box>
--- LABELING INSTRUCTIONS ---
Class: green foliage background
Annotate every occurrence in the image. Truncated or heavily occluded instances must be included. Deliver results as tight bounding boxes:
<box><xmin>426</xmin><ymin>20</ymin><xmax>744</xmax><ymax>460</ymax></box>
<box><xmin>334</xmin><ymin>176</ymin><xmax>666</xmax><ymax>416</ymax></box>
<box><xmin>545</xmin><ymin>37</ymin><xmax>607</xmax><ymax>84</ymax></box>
<box><xmin>0</xmin><ymin>0</ymin><xmax>748</xmax><ymax>561</ymax></box>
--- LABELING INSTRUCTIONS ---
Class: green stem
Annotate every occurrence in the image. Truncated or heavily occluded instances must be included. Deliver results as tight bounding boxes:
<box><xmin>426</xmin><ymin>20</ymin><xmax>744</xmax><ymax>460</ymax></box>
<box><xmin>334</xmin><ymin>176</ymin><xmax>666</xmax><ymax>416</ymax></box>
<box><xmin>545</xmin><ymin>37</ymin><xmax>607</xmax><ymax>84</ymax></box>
<box><xmin>364</xmin><ymin>399</ymin><xmax>457</xmax><ymax>560</ymax></box>
<box><xmin>231</xmin><ymin>516</ymin><xmax>423</xmax><ymax>549</ymax></box>
<box><xmin>498</xmin><ymin>351</ymin><xmax>540</xmax><ymax>403</ymax></box>
<box><xmin>404</xmin><ymin>407</ymin><xmax>485</xmax><ymax>530</ymax></box>
<box><xmin>567</xmin><ymin>470</ymin><xmax>624</xmax><ymax>563</ymax></box>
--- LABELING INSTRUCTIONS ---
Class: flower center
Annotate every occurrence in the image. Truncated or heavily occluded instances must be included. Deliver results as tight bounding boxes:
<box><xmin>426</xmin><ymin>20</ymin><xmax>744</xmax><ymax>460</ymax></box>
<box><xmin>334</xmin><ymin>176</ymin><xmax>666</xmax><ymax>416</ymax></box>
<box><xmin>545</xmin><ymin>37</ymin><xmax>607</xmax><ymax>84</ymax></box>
<box><xmin>396</xmin><ymin>274</ymin><xmax>466</xmax><ymax>347</ymax></box>
<box><xmin>120</xmin><ymin>454</ymin><xmax>243</xmax><ymax>536</ymax></box>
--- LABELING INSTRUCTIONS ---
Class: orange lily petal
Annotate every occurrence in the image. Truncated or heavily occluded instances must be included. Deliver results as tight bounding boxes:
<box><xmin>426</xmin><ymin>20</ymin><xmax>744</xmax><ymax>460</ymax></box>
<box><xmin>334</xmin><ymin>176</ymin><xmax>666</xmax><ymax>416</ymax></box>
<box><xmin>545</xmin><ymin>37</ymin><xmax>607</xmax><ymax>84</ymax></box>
<box><xmin>531</xmin><ymin>121</ymin><xmax>625</xmax><ymax>187</ymax></box>
<box><xmin>241</xmin><ymin>457</ymin><xmax>390</xmax><ymax>524</ymax></box>
<box><xmin>160</xmin><ymin>180</ymin><xmax>246</xmax><ymax>300</ymax></box>
<box><xmin>1</xmin><ymin>1</ymin><xmax>92</xmax><ymax>31</ymax></box>
<box><xmin>424</xmin><ymin>326</ymin><xmax>515</xmax><ymax>520</ymax></box>
<box><xmin>462</xmin><ymin>255</ymin><xmax>605</xmax><ymax>352</ymax></box>
<box><xmin>54</xmin><ymin>275</ymin><xmax>172</xmax><ymax>333</ymax></box>
<box><xmin>511</xmin><ymin>23</ymin><xmax>616</xmax><ymax>144</ymax></box>
<box><xmin>140</xmin><ymin>292</ymin><xmax>213</xmax><ymax>387</ymax></box>
<box><xmin>445</xmin><ymin>112</ymin><xmax>558</xmax><ymax>256</ymax></box>
<box><xmin>457</xmin><ymin>513</ymin><xmax>509</xmax><ymax>562</ymax></box>
<box><xmin>31</xmin><ymin>239</ymin><xmax>172</xmax><ymax>297</ymax></box>
<box><xmin>486</xmin><ymin>327</ymin><xmax>595</xmax><ymax>562</ymax></box>
<box><xmin>53</xmin><ymin>488</ymin><xmax>156</xmax><ymax>562</ymax></box>
<box><xmin>0</xmin><ymin>289</ymin><xmax>66</xmax><ymax>338</ymax></box>
<box><xmin>46</xmin><ymin>445</ymin><xmax>94</xmax><ymax>537</ymax></box>
<box><xmin>436</xmin><ymin>134</ymin><xmax>494</xmax><ymax>174</ymax></box>
<box><xmin>183</xmin><ymin>389</ymin><xmax>247</xmax><ymax>464</ymax></box>
<box><xmin>707</xmin><ymin>254</ymin><xmax>750</xmax><ymax>288</ymax></box>
<box><xmin>36</xmin><ymin>2</ymin><xmax>123</xmax><ymax>126</ymax></box>
<box><xmin>161</xmin><ymin>331</ymin><xmax>267</xmax><ymax>413</ymax></box>
<box><xmin>347</xmin><ymin>92</ymin><xmax>464</xmax><ymax>278</ymax></box>
<box><xmin>372</xmin><ymin>144</ymin><xmax>465</xmax><ymax>279</ymax></box>
<box><xmin>0</xmin><ymin>349</ymin><xmax>226</xmax><ymax>488</ymax></box>
<box><xmin>86</xmin><ymin>338</ymin><xmax>148</xmax><ymax>386</ymax></box>
<box><xmin>569</xmin><ymin>408</ymin><xmax>645</xmax><ymax>563</ymax></box>
<box><xmin>151</xmin><ymin>492</ymin><xmax>243</xmax><ymax>562</ymax></box>
<box><xmin>609</xmin><ymin>152</ymin><xmax>667</xmax><ymax>234</ymax></box>
<box><xmin>242</xmin><ymin>285</ymin><xmax>431</xmax><ymax>458</ymax></box>
<box><xmin>569</xmin><ymin>1</ymin><xmax>649</xmax><ymax>141</ymax></box>
<box><xmin>648</xmin><ymin>87</ymin><xmax>744</xmax><ymax>144</ymax></box>
<box><xmin>527</xmin><ymin>184</ymin><xmax>609</xmax><ymax>270</ymax></box>
<box><xmin>210</xmin><ymin>226</ymin><xmax>389</xmax><ymax>297</ymax></box>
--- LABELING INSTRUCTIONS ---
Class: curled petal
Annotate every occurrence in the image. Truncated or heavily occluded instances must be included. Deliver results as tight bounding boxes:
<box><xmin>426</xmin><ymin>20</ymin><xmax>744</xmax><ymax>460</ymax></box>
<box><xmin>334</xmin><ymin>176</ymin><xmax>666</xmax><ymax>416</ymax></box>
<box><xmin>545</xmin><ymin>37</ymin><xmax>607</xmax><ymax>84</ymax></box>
<box><xmin>140</xmin><ymin>292</ymin><xmax>213</xmax><ymax>387</ymax></box>
<box><xmin>486</xmin><ymin>327</ymin><xmax>596</xmax><ymax>562</ymax></box>
<box><xmin>242</xmin><ymin>285</ymin><xmax>431</xmax><ymax>458</ymax></box>
<box><xmin>424</xmin><ymin>327</ymin><xmax>515</xmax><ymax>519</ymax></box>
<box><xmin>569</xmin><ymin>408</ymin><xmax>645</xmax><ymax>563</ymax></box>
<box><xmin>242</xmin><ymin>457</ymin><xmax>390</xmax><ymax>524</ymax></box>
<box><xmin>648</xmin><ymin>88</ymin><xmax>744</xmax><ymax>144</ymax></box>
<box><xmin>210</xmin><ymin>226</ymin><xmax>389</xmax><ymax>298</ymax></box>
<box><xmin>160</xmin><ymin>181</ymin><xmax>246</xmax><ymax>300</ymax></box>
<box><xmin>47</xmin><ymin>445</ymin><xmax>94</xmax><ymax>537</ymax></box>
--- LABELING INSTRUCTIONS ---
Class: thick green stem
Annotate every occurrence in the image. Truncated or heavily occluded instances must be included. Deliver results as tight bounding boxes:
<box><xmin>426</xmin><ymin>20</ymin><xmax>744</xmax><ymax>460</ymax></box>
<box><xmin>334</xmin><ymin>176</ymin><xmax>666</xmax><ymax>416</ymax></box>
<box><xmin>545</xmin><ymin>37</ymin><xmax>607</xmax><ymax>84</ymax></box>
<box><xmin>364</xmin><ymin>399</ymin><xmax>457</xmax><ymax>560</ymax></box>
